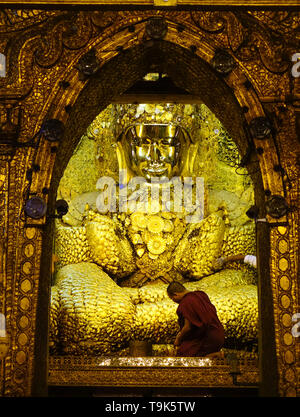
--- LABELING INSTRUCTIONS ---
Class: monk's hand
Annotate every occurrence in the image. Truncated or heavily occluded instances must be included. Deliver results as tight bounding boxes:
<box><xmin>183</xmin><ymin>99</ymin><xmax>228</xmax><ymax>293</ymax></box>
<box><xmin>174</xmin><ymin>333</ymin><xmax>182</xmax><ymax>347</ymax></box>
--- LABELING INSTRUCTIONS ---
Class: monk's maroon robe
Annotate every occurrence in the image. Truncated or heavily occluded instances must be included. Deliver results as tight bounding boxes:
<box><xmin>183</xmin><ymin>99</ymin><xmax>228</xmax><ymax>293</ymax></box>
<box><xmin>176</xmin><ymin>291</ymin><xmax>225</xmax><ymax>357</ymax></box>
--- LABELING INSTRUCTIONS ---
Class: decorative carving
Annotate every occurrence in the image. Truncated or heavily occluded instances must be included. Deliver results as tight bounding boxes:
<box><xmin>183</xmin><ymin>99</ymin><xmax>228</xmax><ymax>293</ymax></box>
<box><xmin>34</xmin><ymin>24</ymin><xmax>64</xmax><ymax>68</ymax></box>
<box><xmin>191</xmin><ymin>10</ymin><xmax>292</xmax><ymax>75</ymax></box>
<box><xmin>190</xmin><ymin>11</ymin><xmax>226</xmax><ymax>33</ymax></box>
<box><xmin>234</xmin><ymin>12</ymin><xmax>291</xmax><ymax>74</ymax></box>
<box><xmin>247</xmin><ymin>11</ymin><xmax>300</xmax><ymax>41</ymax></box>
<box><xmin>48</xmin><ymin>355</ymin><xmax>259</xmax><ymax>388</ymax></box>
<box><xmin>33</xmin><ymin>12</ymin><xmax>93</xmax><ymax>69</ymax></box>
<box><xmin>145</xmin><ymin>17</ymin><xmax>168</xmax><ymax>40</ymax></box>
<box><xmin>0</xmin><ymin>9</ymin><xmax>60</xmax><ymax>32</ymax></box>
<box><xmin>191</xmin><ymin>11</ymin><xmax>245</xmax><ymax>52</ymax></box>
<box><xmin>62</xmin><ymin>12</ymin><xmax>92</xmax><ymax>50</ymax></box>
<box><xmin>90</xmin><ymin>11</ymin><xmax>117</xmax><ymax>29</ymax></box>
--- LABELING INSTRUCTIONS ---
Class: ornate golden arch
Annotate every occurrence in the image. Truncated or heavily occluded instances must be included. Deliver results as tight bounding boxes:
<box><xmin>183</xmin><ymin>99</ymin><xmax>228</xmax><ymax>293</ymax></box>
<box><xmin>0</xmin><ymin>10</ymin><xmax>299</xmax><ymax>397</ymax></box>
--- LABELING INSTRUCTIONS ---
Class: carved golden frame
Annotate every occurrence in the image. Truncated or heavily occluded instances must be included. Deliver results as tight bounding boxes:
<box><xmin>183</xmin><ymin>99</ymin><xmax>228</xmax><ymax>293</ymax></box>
<box><xmin>0</xmin><ymin>1</ymin><xmax>299</xmax><ymax>6</ymax></box>
<box><xmin>0</xmin><ymin>9</ymin><xmax>299</xmax><ymax>397</ymax></box>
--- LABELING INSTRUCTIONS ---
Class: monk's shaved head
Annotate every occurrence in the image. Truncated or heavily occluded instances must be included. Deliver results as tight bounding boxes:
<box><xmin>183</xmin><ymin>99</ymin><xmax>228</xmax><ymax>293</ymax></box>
<box><xmin>167</xmin><ymin>281</ymin><xmax>187</xmax><ymax>296</ymax></box>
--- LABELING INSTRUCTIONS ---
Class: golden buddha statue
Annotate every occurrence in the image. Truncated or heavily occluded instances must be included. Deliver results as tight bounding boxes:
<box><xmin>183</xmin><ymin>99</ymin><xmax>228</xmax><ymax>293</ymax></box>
<box><xmin>85</xmin><ymin>122</ymin><xmax>222</xmax><ymax>288</ymax></box>
<box><xmin>50</xmin><ymin>104</ymin><xmax>258</xmax><ymax>356</ymax></box>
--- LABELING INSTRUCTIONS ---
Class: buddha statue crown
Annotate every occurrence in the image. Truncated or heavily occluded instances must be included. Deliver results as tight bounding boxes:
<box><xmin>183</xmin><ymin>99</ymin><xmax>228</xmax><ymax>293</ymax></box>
<box><xmin>115</xmin><ymin>103</ymin><xmax>202</xmax><ymax>140</ymax></box>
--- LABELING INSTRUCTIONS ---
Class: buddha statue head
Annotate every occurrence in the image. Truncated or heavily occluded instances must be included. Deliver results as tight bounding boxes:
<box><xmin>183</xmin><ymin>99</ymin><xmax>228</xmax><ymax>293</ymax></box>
<box><xmin>117</xmin><ymin>123</ymin><xmax>197</xmax><ymax>183</ymax></box>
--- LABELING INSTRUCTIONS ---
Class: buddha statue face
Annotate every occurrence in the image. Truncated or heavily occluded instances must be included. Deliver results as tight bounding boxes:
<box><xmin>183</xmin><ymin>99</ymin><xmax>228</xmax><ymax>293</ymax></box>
<box><xmin>119</xmin><ymin>124</ymin><xmax>190</xmax><ymax>182</ymax></box>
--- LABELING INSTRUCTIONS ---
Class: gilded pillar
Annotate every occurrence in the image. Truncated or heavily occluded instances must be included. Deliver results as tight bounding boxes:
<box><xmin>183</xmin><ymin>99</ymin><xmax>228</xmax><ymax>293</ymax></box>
<box><xmin>266</xmin><ymin>103</ymin><xmax>300</xmax><ymax>396</ymax></box>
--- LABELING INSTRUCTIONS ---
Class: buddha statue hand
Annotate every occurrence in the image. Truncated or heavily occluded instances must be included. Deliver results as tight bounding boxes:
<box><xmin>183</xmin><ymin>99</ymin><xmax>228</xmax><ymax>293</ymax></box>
<box><xmin>85</xmin><ymin>212</ymin><xmax>136</xmax><ymax>278</ymax></box>
<box><xmin>174</xmin><ymin>213</ymin><xmax>225</xmax><ymax>279</ymax></box>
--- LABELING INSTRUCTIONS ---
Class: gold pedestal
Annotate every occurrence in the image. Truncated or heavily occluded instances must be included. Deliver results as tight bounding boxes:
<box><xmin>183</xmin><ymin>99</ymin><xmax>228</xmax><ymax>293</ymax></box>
<box><xmin>48</xmin><ymin>355</ymin><xmax>259</xmax><ymax>389</ymax></box>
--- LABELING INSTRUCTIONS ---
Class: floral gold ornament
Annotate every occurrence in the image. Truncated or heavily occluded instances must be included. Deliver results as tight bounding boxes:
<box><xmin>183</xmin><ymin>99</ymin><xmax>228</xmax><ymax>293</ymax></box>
<box><xmin>141</xmin><ymin>229</ymin><xmax>151</xmax><ymax>245</ymax></box>
<box><xmin>148</xmin><ymin>252</ymin><xmax>159</xmax><ymax>260</ymax></box>
<box><xmin>147</xmin><ymin>236</ymin><xmax>167</xmax><ymax>255</ymax></box>
<box><xmin>130</xmin><ymin>212</ymin><xmax>146</xmax><ymax>229</ymax></box>
<box><xmin>163</xmin><ymin>219</ymin><xmax>174</xmax><ymax>233</ymax></box>
<box><xmin>147</xmin><ymin>215</ymin><xmax>165</xmax><ymax>234</ymax></box>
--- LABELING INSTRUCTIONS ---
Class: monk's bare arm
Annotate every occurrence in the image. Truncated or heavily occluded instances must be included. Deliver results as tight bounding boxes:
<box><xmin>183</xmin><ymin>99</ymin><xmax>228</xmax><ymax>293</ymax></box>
<box><xmin>174</xmin><ymin>318</ymin><xmax>192</xmax><ymax>346</ymax></box>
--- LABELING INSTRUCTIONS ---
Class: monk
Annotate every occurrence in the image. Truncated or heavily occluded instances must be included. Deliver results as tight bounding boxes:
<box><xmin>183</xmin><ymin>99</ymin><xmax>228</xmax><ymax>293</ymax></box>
<box><xmin>167</xmin><ymin>281</ymin><xmax>225</xmax><ymax>357</ymax></box>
